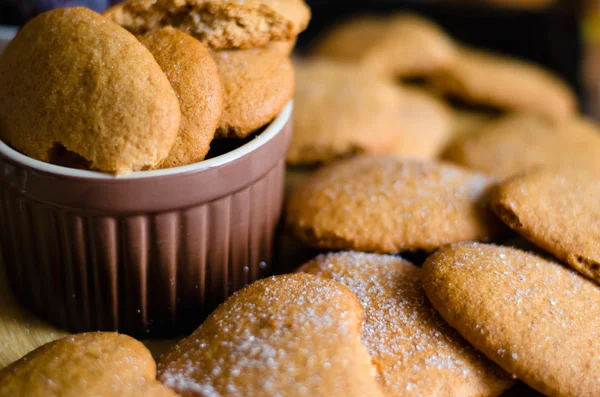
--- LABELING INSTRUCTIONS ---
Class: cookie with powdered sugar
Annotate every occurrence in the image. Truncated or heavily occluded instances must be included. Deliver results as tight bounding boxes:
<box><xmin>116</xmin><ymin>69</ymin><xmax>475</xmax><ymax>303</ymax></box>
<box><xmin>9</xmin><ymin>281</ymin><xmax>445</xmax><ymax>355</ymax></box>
<box><xmin>423</xmin><ymin>243</ymin><xmax>600</xmax><ymax>397</ymax></box>
<box><xmin>299</xmin><ymin>252</ymin><xmax>514</xmax><ymax>397</ymax></box>
<box><xmin>157</xmin><ymin>273</ymin><xmax>384</xmax><ymax>397</ymax></box>
<box><xmin>490</xmin><ymin>167</ymin><xmax>600</xmax><ymax>285</ymax></box>
<box><xmin>285</xmin><ymin>155</ymin><xmax>507</xmax><ymax>253</ymax></box>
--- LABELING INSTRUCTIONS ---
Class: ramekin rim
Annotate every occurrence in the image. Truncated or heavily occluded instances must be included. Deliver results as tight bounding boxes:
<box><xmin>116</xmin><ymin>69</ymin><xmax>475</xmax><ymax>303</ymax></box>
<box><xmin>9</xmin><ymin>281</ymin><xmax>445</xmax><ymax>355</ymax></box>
<box><xmin>0</xmin><ymin>101</ymin><xmax>292</xmax><ymax>180</ymax></box>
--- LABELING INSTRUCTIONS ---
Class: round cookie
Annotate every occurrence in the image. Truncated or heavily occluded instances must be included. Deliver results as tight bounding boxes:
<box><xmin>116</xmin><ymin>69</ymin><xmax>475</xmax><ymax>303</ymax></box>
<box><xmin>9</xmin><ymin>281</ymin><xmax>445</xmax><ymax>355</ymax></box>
<box><xmin>0</xmin><ymin>332</ymin><xmax>177</xmax><ymax>396</ymax></box>
<box><xmin>138</xmin><ymin>27</ymin><xmax>223</xmax><ymax>168</ymax></box>
<box><xmin>315</xmin><ymin>13</ymin><xmax>456</xmax><ymax>78</ymax></box>
<box><xmin>431</xmin><ymin>47</ymin><xmax>576</xmax><ymax>121</ymax></box>
<box><xmin>158</xmin><ymin>273</ymin><xmax>384</xmax><ymax>397</ymax></box>
<box><xmin>285</xmin><ymin>155</ymin><xmax>506</xmax><ymax>253</ymax></box>
<box><xmin>442</xmin><ymin>113</ymin><xmax>600</xmax><ymax>178</ymax></box>
<box><xmin>104</xmin><ymin>0</ymin><xmax>311</xmax><ymax>50</ymax></box>
<box><xmin>298</xmin><ymin>252</ymin><xmax>514</xmax><ymax>397</ymax></box>
<box><xmin>490</xmin><ymin>167</ymin><xmax>600</xmax><ymax>285</ymax></box>
<box><xmin>213</xmin><ymin>47</ymin><xmax>294</xmax><ymax>138</ymax></box>
<box><xmin>390</xmin><ymin>86</ymin><xmax>453</xmax><ymax>160</ymax></box>
<box><xmin>422</xmin><ymin>243</ymin><xmax>600</xmax><ymax>397</ymax></box>
<box><xmin>0</xmin><ymin>7</ymin><xmax>181</xmax><ymax>174</ymax></box>
<box><xmin>0</xmin><ymin>264</ymin><xmax>69</xmax><ymax>371</ymax></box>
<box><xmin>287</xmin><ymin>59</ymin><xmax>403</xmax><ymax>165</ymax></box>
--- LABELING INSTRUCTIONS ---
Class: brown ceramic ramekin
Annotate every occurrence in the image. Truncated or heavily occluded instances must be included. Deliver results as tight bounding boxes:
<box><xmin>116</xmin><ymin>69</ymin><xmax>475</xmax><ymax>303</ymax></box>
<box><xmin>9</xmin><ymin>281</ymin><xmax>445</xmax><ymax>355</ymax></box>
<box><xmin>0</xmin><ymin>102</ymin><xmax>292</xmax><ymax>337</ymax></box>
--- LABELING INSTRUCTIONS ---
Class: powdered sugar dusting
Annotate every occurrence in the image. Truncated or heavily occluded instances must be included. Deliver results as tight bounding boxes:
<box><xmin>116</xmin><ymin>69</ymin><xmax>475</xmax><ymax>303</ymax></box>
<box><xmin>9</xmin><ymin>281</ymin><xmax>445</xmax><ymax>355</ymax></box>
<box><xmin>288</xmin><ymin>156</ymin><xmax>500</xmax><ymax>252</ymax></box>
<box><xmin>301</xmin><ymin>252</ymin><xmax>508</xmax><ymax>396</ymax></box>
<box><xmin>158</xmin><ymin>274</ymin><xmax>381</xmax><ymax>396</ymax></box>
<box><xmin>425</xmin><ymin>243</ymin><xmax>600</xmax><ymax>395</ymax></box>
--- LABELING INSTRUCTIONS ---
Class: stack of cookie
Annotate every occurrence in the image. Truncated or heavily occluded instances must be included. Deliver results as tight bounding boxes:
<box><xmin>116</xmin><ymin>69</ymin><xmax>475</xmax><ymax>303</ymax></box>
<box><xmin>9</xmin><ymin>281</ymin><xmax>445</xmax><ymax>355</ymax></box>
<box><xmin>0</xmin><ymin>0</ymin><xmax>310</xmax><ymax>174</ymax></box>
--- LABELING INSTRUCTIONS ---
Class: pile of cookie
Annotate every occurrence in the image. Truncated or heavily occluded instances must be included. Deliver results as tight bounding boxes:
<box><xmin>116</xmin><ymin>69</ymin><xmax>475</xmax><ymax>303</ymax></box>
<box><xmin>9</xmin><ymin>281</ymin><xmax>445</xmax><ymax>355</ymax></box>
<box><xmin>0</xmin><ymin>0</ymin><xmax>309</xmax><ymax>174</ymax></box>
<box><xmin>3</xmin><ymin>159</ymin><xmax>600</xmax><ymax>397</ymax></box>
<box><xmin>2</xmin><ymin>8</ymin><xmax>600</xmax><ymax>397</ymax></box>
<box><xmin>287</xmin><ymin>12</ymin><xmax>599</xmax><ymax>191</ymax></box>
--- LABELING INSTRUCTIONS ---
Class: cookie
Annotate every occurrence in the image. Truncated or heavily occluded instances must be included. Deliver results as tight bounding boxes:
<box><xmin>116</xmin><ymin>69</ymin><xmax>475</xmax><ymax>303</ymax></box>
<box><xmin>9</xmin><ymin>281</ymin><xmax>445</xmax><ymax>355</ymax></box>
<box><xmin>422</xmin><ymin>243</ymin><xmax>600</xmax><ymax>397</ymax></box>
<box><xmin>139</xmin><ymin>27</ymin><xmax>223</xmax><ymax>168</ymax></box>
<box><xmin>157</xmin><ymin>273</ymin><xmax>384</xmax><ymax>397</ymax></box>
<box><xmin>315</xmin><ymin>13</ymin><xmax>455</xmax><ymax>78</ymax></box>
<box><xmin>104</xmin><ymin>0</ymin><xmax>311</xmax><ymax>50</ymax></box>
<box><xmin>299</xmin><ymin>252</ymin><xmax>514</xmax><ymax>397</ymax></box>
<box><xmin>213</xmin><ymin>47</ymin><xmax>294</xmax><ymax>138</ymax></box>
<box><xmin>431</xmin><ymin>48</ymin><xmax>576</xmax><ymax>121</ymax></box>
<box><xmin>0</xmin><ymin>264</ymin><xmax>69</xmax><ymax>371</ymax></box>
<box><xmin>285</xmin><ymin>155</ymin><xmax>506</xmax><ymax>253</ymax></box>
<box><xmin>490</xmin><ymin>167</ymin><xmax>600</xmax><ymax>285</ymax></box>
<box><xmin>0</xmin><ymin>332</ymin><xmax>177</xmax><ymax>396</ymax></box>
<box><xmin>442</xmin><ymin>113</ymin><xmax>600</xmax><ymax>178</ymax></box>
<box><xmin>0</xmin><ymin>7</ymin><xmax>180</xmax><ymax>174</ymax></box>
<box><xmin>390</xmin><ymin>86</ymin><xmax>453</xmax><ymax>160</ymax></box>
<box><xmin>287</xmin><ymin>59</ymin><xmax>403</xmax><ymax>165</ymax></box>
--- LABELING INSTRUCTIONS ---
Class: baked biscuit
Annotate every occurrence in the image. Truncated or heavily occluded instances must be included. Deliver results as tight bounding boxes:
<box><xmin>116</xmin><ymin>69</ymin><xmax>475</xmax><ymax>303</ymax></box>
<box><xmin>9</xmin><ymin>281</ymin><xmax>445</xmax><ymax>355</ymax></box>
<box><xmin>213</xmin><ymin>48</ymin><xmax>294</xmax><ymax>138</ymax></box>
<box><xmin>491</xmin><ymin>167</ymin><xmax>600</xmax><ymax>285</ymax></box>
<box><xmin>0</xmin><ymin>7</ymin><xmax>180</xmax><ymax>174</ymax></box>
<box><xmin>285</xmin><ymin>155</ymin><xmax>506</xmax><ymax>253</ymax></box>
<box><xmin>299</xmin><ymin>252</ymin><xmax>514</xmax><ymax>397</ymax></box>
<box><xmin>422</xmin><ymin>243</ymin><xmax>600</xmax><ymax>397</ymax></box>
<box><xmin>104</xmin><ymin>0</ymin><xmax>311</xmax><ymax>50</ymax></box>
<box><xmin>0</xmin><ymin>332</ymin><xmax>177</xmax><ymax>396</ymax></box>
<box><xmin>287</xmin><ymin>59</ymin><xmax>403</xmax><ymax>165</ymax></box>
<box><xmin>158</xmin><ymin>274</ymin><xmax>384</xmax><ymax>397</ymax></box>
<box><xmin>390</xmin><ymin>86</ymin><xmax>453</xmax><ymax>160</ymax></box>
<box><xmin>442</xmin><ymin>113</ymin><xmax>600</xmax><ymax>178</ymax></box>
<box><xmin>315</xmin><ymin>13</ymin><xmax>455</xmax><ymax>78</ymax></box>
<box><xmin>139</xmin><ymin>27</ymin><xmax>223</xmax><ymax>168</ymax></box>
<box><xmin>431</xmin><ymin>48</ymin><xmax>576</xmax><ymax>121</ymax></box>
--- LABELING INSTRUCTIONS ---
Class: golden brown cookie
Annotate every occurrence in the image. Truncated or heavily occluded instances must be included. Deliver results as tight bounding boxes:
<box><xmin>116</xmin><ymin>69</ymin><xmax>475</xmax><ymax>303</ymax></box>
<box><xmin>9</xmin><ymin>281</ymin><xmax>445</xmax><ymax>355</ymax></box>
<box><xmin>287</xmin><ymin>59</ymin><xmax>403</xmax><ymax>165</ymax></box>
<box><xmin>0</xmin><ymin>262</ymin><xmax>69</xmax><ymax>371</ymax></box>
<box><xmin>422</xmin><ymin>243</ymin><xmax>600</xmax><ymax>397</ymax></box>
<box><xmin>104</xmin><ymin>0</ymin><xmax>311</xmax><ymax>50</ymax></box>
<box><xmin>0</xmin><ymin>7</ymin><xmax>180</xmax><ymax>174</ymax></box>
<box><xmin>390</xmin><ymin>86</ymin><xmax>453</xmax><ymax>160</ymax></box>
<box><xmin>299</xmin><ymin>252</ymin><xmax>514</xmax><ymax>397</ymax></box>
<box><xmin>285</xmin><ymin>155</ymin><xmax>506</xmax><ymax>253</ymax></box>
<box><xmin>157</xmin><ymin>274</ymin><xmax>384</xmax><ymax>397</ymax></box>
<box><xmin>431</xmin><ymin>48</ymin><xmax>576</xmax><ymax>121</ymax></box>
<box><xmin>0</xmin><ymin>332</ymin><xmax>177</xmax><ymax>396</ymax></box>
<box><xmin>490</xmin><ymin>167</ymin><xmax>600</xmax><ymax>285</ymax></box>
<box><xmin>138</xmin><ymin>27</ymin><xmax>223</xmax><ymax>168</ymax></box>
<box><xmin>442</xmin><ymin>113</ymin><xmax>600</xmax><ymax>178</ymax></box>
<box><xmin>315</xmin><ymin>13</ymin><xmax>455</xmax><ymax>78</ymax></box>
<box><xmin>213</xmin><ymin>47</ymin><xmax>294</xmax><ymax>138</ymax></box>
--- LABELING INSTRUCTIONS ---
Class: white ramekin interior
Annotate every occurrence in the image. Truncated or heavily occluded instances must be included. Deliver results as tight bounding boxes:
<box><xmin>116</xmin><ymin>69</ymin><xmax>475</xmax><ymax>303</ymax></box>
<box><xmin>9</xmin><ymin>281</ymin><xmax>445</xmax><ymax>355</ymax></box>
<box><xmin>0</xmin><ymin>101</ymin><xmax>292</xmax><ymax>180</ymax></box>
